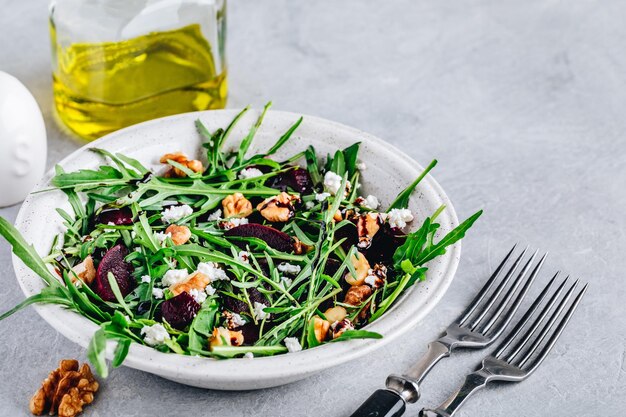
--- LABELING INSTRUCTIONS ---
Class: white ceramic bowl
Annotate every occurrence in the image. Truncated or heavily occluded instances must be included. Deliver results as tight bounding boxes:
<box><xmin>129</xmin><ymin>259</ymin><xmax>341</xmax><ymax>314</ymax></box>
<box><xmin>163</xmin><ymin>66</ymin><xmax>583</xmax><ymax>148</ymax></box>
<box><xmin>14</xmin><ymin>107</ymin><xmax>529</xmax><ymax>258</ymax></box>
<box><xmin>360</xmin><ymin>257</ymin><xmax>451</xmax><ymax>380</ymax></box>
<box><xmin>13</xmin><ymin>109</ymin><xmax>460</xmax><ymax>390</ymax></box>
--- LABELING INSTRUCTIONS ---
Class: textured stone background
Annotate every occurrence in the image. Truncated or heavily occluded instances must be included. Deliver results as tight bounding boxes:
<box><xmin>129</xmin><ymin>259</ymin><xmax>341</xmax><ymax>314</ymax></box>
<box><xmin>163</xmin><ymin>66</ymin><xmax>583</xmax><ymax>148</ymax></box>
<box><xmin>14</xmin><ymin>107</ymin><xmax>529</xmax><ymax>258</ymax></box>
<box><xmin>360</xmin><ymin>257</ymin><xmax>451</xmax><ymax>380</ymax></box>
<box><xmin>1</xmin><ymin>1</ymin><xmax>625</xmax><ymax>416</ymax></box>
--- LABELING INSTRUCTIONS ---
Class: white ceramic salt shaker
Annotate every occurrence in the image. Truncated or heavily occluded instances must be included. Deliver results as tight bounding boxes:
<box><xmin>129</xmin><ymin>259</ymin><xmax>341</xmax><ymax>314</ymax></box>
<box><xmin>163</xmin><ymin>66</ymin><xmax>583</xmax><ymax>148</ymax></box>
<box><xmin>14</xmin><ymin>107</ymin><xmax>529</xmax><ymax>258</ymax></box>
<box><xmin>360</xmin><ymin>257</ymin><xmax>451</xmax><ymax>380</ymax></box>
<box><xmin>0</xmin><ymin>71</ymin><xmax>47</xmax><ymax>207</ymax></box>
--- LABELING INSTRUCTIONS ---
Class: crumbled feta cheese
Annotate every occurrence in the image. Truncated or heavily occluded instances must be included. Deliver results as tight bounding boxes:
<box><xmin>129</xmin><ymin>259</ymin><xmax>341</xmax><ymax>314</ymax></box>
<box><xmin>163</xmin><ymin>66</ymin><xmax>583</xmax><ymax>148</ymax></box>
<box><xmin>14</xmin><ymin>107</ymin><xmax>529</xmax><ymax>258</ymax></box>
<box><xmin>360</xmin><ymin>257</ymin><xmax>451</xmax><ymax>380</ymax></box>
<box><xmin>323</xmin><ymin>171</ymin><xmax>343</xmax><ymax>195</ymax></box>
<box><xmin>231</xmin><ymin>313</ymin><xmax>246</xmax><ymax>327</ymax></box>
<box><xmin>161</xmin><ymin>204</ymin><xmax>193</xmax><ymax>224</ymax></box>
<box><xmin>152</xmin><ymin>288</ymin><xmax>164</xmax><ymax>299</ymax></box>
<box><xmin>243</xmin><ymin>352</ymin><xmax>254</xmax><ymax>359</ymax></box>
<box><xmin>277</xmin><ymin>262</ymin><xmax>301</xmax><ymax>275</ymax></box>
<box><xmin>104</xmin><ymin>222</ymin><xmax>116</xmax><ymax>233</ymax></box>
<box><xmin>154</xmin><ymin>232</ymin><xmax>171</xmax><ymax>243</ymax></box>
<box><xmin>387</xmin><ymin>208</ymin><xmax>414</xmax><ymax>229</ymax></box>
<box><xmin>238</xmin><ymin>167</ymin><xmax>264</xmax><ymax>180</ymax></box>
<box><xmin>197</xmin><ymin>262</ymin><xmax>229</xmax><ymax>281</ymax></box>
<box><xmin>315</xmin><ymin>192</ymin><xmax>331</xmax><ymax>202</ymax></box>
<box><xmin>226</xmin><ymin>218</ymin><xmax>249</xmax><ymax>227</ymax></box>
<box><xmin>161</xmin><ymin>269</ymin><xmax>189</xmax><ymax>286</ymax></box>
<box><xmin>356</xmin><ymin>160</ymin><xmax>367</xmax><ymax>171</ymax></box>
<box><xmin>189</xmin><ymin>288</ymin><xmax>207</xmax><ymax>304</ymax></box>
<box><xmin>364</xmin><ymin>274</ymin><xmax>377</xmax><ymax>287</ymax></box>
<box><xmin>238</xmin><ymin>251</ymin><xmax>250</xmax><ymax>264</ymax></box>
<box><xmin>141</xmin><ymin>275</ymin><xmax>151</xmax><ymax>284</ymax></box>
<box><xmin>284</xmin><ymin>337</ymin><xmax>302</xmax><ymax>353</ymax></box>
<box><xmin>253</xmin><ymin>302</ymin><xmax>269</xmax><ymax>320</ymax></box>
<box><xmin>141</xmin><ymin>323</ymin><xmax>170</xmax><ymax>346</ymax></box>
<box><xmin>281</xmin><ymin>276</ymin><xmax>293</xmax><ymax>288</ymax></box>
<box><xmin>207</xmin><ymin>209</ymin><xmax>222</xmax><ymax>221</ymax></box>
<box><xmin>305</xmin><ymin>201</ymin><xmax>315</xmax><ymax>209</ymax></box>
<box><xmin>205</xmin><ymin>285</ymin><xmax>216</xmax><ymax>296</ymax></box>
<box><xmin>360</xmin><ymin>195</ymin><xmax>380</xmax><ymax>210</ymax></box>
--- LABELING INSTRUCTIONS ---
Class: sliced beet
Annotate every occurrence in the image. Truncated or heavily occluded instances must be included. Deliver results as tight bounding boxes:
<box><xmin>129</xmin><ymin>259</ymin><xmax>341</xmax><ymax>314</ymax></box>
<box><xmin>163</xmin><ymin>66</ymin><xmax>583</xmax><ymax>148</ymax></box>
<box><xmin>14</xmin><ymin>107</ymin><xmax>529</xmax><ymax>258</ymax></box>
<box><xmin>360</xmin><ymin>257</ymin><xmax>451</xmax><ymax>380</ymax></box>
<box><xmin>96</xmin><ymin>205</ymin><xmax>134</xmax><ymax>225</ymax></box>
<box><xmin>94</xmin><ymin>244</ymin><xmax>135</xmax><ymax>302</ymax></box>
<box><xmin>364</xmin><ymin>224</ymin><xmax>407</xmax><ymax>265</ymax></box>
<box><xmin>238</xmin><ymin>322</ymin><xmax>260</xmax><ymax>345</ymax></box>
<box><xmin>267</xmin><ymin>167</ymin><xmax>313</xmax><ymax>194</ymax></box>
<box><xmin>223</xmin><ymin>288</ymin><xmax>268</xmax><ymax>315</ymax></box>
<box><xmin>161</xmin><ymin>292</ymin><xmax>201</xmax><ymax>330</ymax></box>
<box><xmin>224</xmin><ymin>223</ymin><xmax>293</xmax><ymax>253</ymax></box>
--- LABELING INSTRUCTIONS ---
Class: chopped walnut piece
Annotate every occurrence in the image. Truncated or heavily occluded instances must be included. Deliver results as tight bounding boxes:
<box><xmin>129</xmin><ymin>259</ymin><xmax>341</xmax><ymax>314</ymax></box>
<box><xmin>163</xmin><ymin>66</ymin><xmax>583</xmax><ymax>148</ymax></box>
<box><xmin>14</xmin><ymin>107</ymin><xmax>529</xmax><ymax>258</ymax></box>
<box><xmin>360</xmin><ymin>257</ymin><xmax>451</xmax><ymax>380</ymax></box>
<box><xmin>222</xmin><ymin>193</ymin><xmax>253</xmax><ymax>218</ymax></box>
<box><xmin>344</xmin><ymin>284</ymin><xmax>373</xmax><ymax>306</ymax></box>
<box><xmin>169</xmin><ymin>271</ymin><xmax>210</xmax><ymax>297</ymax></box>
<box><xmin>165</xmin><ymin>224</ymin><xmax>192</xmax><ymax>245</ymax></box>
<box><xmin>30</xmin><ymin>360</ymin><xmax>98</xmax><ymax>417</ymax></box>
<box><xmin>256</xmin><ymin>192</ymin><xmax>301</xmax><ymax>223</ymax></box>
<box><xmin>160</xmin><ymin>152</ymin><xmax>204</xmax><ymax>178</ymax></box>
<box><xmin>70</xmin><ymin>256</ymin><xmax>96</xmax><ymax>286</ymax></box>
<box><xmin>356</xmin><ymin>213</ymin><xmax>382</xmax><ymax>249</ymax></box>
<box><xmin>210</xmin><ymin>327</ymin><xmax>244</xmax><ymax>348</ymax></box>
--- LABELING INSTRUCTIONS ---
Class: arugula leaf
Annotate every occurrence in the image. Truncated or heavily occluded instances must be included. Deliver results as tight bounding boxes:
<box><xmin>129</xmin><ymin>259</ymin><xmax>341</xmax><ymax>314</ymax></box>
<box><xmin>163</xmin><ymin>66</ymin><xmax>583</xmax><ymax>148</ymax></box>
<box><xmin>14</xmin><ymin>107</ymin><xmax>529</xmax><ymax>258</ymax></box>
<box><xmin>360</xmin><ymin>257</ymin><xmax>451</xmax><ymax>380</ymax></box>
<box><xmin>388</xmin><ymin>159</ymin><xmax>438</xmax><ymax>211</ymax></box>
<box><xmin>265</xmin><ymin>117</ymin><xmax>302</xmax><ymax>156</ymax></box>
<box><xmin>236</xmin><ymin>102</ymin><xmax>272</xmax><ymax>165</ymax></box>
<box><xmin>330</xmin><ymin>329</ymin><xmax>383</xmax><ymax>341</ymax></box>
<box><xmin>87</xmin><ymin>327</ymin><xmax>109</xmax><ymax>378</ymax></box>
<box><xmin>112</xmin><ymin>338</ymin><xmax>131</xmax><ymax>368</ymax></box>
<box><xmin>342</xmin><ymin>142</ymin><xmax>360</xmax><ymax>177</ymax></box>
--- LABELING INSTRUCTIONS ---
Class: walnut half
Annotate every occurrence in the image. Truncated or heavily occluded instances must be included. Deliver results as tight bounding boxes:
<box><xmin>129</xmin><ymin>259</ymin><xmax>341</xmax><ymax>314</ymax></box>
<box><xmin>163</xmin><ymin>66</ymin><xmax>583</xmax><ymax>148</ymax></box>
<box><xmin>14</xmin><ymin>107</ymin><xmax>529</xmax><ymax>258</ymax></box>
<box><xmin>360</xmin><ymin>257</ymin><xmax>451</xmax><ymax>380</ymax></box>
<box><xmin>30</xmin><ymin>360</ymin><xmax>98</xmax><ymax>417</ymax></box>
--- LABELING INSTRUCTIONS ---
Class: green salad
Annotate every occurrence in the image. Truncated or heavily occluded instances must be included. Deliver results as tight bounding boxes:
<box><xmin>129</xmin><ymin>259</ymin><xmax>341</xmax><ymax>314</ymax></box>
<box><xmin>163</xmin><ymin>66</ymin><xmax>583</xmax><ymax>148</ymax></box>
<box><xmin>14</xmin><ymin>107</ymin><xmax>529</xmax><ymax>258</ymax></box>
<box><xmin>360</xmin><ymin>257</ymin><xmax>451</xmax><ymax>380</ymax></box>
<box><xmin>0</xmin><ymin>104</ymin><xmax>481</xmax><ymax>377</ymax></box>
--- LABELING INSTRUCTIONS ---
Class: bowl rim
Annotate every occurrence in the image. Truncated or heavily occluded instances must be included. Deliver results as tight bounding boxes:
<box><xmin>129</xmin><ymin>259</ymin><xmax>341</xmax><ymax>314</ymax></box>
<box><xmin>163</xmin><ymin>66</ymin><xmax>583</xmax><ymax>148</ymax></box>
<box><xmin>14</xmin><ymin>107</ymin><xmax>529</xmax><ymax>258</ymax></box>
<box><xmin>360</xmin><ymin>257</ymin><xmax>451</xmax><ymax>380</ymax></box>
<box><xmin>12</xmin><ymin>109</ymin><xmax>461</xmax><ymax>389</ymax></box>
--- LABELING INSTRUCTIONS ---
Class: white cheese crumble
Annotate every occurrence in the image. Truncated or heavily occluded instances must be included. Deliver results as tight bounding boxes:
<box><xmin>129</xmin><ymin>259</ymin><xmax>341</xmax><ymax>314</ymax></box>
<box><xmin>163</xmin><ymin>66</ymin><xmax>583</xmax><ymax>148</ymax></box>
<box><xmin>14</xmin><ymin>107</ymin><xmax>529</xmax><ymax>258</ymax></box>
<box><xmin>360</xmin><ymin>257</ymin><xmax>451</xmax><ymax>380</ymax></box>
<box><xmin>154</xmin><ymin>231</ymin><xmax>171</xmax><ymax>243</ymax></box>
<box><xmin>238</xmin><ymin>251</ymin><xmax>251</xmax><ymax>264</ymax></box>
<box><xmin>141</xmin><ymin>323</ymin><xmax>170</xmax><ymax>346</ymax></box>
<box><xmin>387</xmin><ymin>208</ymin><xmax>414</xmax><ymax>229</ymax></box>
<box><xmin>360</xmin><ymin>195</ymin><xmax>380</xmax><ymax>210</ymax></box>
<box><xmin>323</xmin><ymin>171</ymin><xmax>343</xmax><ymax>195</ymax></box>
<box><xmin>231</xmin><ymin>313</ymin><xmax>246</xmax><ymax>327</ymax></box>
<box><xmin>277</xmin><ymin>262</ymin><xmax>301</xmax><ymax>275</ymax></box>
<box><xmin>197</xmin><ymin>262</ymin><xmax>229</xmax><ymax>281</ymax></box>
<box><xmin>161</xmin><ymin>204</ymin><xmax>193</xmax><ymax>224</ymax></box>
<box><xmin>253</xmin><ymin>302</ymin><xmax>269</xmax><ymax>320</ymax></box>
<box><xmin>305</xmin><ymin>201</ymin><xmax>315</xmax><ymax>209</ymax></box>
<box><xmin>141</xmin><ymin>275</ymin><xmax>151</xmax><ymax>284</ymax></box>
<box><xmin>243</xmin><ymin>352</ymin><xmax>254</xmax><ymax>359</ymax></box>
<box><xmin>284</xmin><ymin>337</ymin><xmax>303</xmax><ymax>353</ymax></box>
<box><xmin>188</xmin><ymin>288</ymin><xmax>207</xmax><ymax>304</ymax></box>
<box><xmin>152</xmin><ymin>288</ymin><xmax>164</xmax><ymax>299</ymax></box>
<box><xmin>356</xmin><ymin>160</ymin><xmax>367</xmax><ymax>171</ymax></box>
<box><xmin>281</xmin><ymin>276</ymin><xmax>293</xmax><ymax>288</ymax></box>
<box><xmin>315</xmin><ymin>192</ymin><xmax>331</xmax><ymax>202</ymax></box>
<box><xmin>205</xmin><ymin>285</ymin><xmax>216</xmax><ymax>296</ymax></box>
<box><xmin>207</xmin><ymin>209</ymin><xmax>222</xmax><ymax>221</ymax></box>
<box><xmin>226</xmin><ymin>218</ymin><xmax>249</xmax><ymax>227</ymax></box>
<box><xmin>238</xmin><ymin>167</ymin><xmax>264</xmax><ymax>179</ymax></box>
<box><xmin>161</xmin><ymin>269</ymin><xmax>189</xmax><ymax>286</ymax></box>
<box><xmin>364</xmin><ymin>274</ymin><xmax>377</xmax><ymax>287</ymax></box>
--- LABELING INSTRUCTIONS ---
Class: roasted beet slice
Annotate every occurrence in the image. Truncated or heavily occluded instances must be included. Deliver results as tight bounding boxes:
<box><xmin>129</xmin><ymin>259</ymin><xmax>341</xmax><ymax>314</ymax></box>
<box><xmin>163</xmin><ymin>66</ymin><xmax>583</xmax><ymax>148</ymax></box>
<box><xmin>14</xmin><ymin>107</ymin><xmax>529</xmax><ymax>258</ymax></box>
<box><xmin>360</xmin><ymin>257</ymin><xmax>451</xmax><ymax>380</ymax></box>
<box><xmin>267</xmin><ymin>168</ymin><xmax>313</xmax><ymax>194</ymax></box>
<box><xmin>161</xmin><ymin>292</ymin><xmax>201</xmax><ymax>330</ymax></box>
<box><xmin>225</xmin><ymin>223</ymin><xmax>293</xmax><ymax>253</ymax></box>
<box><xmin>364</xmin><ymin>224</ymin><xmax>407</xmax><ymax>265</ymax></box>
<box><xmin>96</xmin><ymin>205</ymin><xmax>134</xmax><ymax>225</ymax></box>
<box><xmin>223</xmin><ymin>288</ymin><xmax>268</xmax><ymax>315</ymax></box>
<box><xmin>94</xmin><ymin>244</ymin><xmax>135</xmax><ymax>302</ymax></box>
<box><xmin>238</xmin><ymin>322</ymin><xmax>260</xmax><ymax>345</ymax></box>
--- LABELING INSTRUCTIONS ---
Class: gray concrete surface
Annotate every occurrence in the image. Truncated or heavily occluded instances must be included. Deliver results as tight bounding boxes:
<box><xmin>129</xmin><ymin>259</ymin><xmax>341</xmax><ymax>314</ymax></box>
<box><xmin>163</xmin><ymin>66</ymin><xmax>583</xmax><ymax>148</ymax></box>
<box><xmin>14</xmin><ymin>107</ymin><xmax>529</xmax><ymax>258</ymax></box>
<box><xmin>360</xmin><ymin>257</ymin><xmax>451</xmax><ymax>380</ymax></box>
<box><xmin>1</xmin><ymin>1</ymin><xmax>624</xmax><ymax>416</ymax></box>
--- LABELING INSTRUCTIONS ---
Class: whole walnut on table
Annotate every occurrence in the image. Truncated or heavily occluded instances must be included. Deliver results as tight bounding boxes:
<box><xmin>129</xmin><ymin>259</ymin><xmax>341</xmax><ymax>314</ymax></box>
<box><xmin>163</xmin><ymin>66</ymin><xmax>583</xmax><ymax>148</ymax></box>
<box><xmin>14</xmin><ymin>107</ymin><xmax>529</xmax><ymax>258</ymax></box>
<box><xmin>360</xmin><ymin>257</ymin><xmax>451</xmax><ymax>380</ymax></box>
<box><xmin>29</xmin><ymin>359</ymin><xmax>99</xmax><ymax>417</ymax></box>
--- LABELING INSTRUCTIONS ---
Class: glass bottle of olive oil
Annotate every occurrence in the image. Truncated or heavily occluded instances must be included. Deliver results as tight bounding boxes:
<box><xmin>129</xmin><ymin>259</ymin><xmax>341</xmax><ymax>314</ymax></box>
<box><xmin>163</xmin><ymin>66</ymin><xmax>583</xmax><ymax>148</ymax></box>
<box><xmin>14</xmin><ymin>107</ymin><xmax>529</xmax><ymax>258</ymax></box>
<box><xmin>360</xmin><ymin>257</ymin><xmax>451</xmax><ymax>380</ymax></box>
<box><xmin>49</xmin><ymin>0</ymin><xmax>227</xmax><ymax>141</ymax></box>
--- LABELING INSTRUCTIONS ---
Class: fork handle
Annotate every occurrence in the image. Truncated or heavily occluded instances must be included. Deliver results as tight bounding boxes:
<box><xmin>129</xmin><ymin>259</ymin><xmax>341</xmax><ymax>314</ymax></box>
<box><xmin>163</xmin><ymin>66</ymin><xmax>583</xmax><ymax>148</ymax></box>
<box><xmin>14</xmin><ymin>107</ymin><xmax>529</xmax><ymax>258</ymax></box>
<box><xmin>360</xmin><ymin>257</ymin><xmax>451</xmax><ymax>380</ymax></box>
<box><xmin>385</xmin><ymin>340</ymin><xmax>451</xmax><ymax>403</ymax></box>
<box><xmin>349</xmin><ymin>389</ymin><xmax>406</xmax><ymax>417</ymax></box>
<box><xmin>419</xmin><ymin>372</ymin><xmax>488</xmax><ymax>417</ymax></box>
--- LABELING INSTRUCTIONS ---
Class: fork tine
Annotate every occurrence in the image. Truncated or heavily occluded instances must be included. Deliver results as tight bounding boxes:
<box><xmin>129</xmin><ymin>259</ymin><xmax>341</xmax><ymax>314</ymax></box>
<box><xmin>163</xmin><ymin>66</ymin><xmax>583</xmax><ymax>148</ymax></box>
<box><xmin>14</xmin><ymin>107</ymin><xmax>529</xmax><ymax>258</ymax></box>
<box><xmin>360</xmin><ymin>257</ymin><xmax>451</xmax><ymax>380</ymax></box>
<box><xmin>515</xmin><ymin>279</ymin><xmax>580</xmax><ymax>368</ymax></box>
<box><xmin>479</xmin><ymin>252</ymin><xmax>548</xmax><ymax>336</ymax></box>
<box><xmin>522</xmin><ymin>283</ymin><xmax>588</xmax><ymax>375</ymax></box>
<box><xmin>457</xmin><ymin>244</ymin><xmax>520</xmax><ymax>326</ymax></box>
<box><xmin>493</xmin><ymin>271</ymin><xmax>561</xmax><ymax>359</ymax></box>
<box><xmin>466</xmin><ymin>248</ymin><xmax>533</xmax><ymax>330</ymax></box>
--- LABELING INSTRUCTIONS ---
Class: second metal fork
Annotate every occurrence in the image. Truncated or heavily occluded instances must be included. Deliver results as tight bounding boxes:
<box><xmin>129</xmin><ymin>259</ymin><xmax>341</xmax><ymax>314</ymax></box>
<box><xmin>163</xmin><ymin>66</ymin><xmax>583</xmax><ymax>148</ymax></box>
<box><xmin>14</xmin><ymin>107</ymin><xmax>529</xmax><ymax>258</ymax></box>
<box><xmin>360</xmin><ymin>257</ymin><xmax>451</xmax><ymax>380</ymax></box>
<box><xmin>386</xmin><ymin>245</ymin><xmax>546</xmax><ymax>403</ymax></box>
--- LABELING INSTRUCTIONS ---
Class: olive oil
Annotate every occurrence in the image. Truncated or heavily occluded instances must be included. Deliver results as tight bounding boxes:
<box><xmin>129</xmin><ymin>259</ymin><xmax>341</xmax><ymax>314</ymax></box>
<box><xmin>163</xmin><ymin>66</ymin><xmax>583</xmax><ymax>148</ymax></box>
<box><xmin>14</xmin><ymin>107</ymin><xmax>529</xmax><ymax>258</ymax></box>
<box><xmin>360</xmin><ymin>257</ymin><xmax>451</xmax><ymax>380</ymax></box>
<box><xmin>51</xmin><ymin>23</ymin><xmax>227</xmax><ymax>140</ymax></box>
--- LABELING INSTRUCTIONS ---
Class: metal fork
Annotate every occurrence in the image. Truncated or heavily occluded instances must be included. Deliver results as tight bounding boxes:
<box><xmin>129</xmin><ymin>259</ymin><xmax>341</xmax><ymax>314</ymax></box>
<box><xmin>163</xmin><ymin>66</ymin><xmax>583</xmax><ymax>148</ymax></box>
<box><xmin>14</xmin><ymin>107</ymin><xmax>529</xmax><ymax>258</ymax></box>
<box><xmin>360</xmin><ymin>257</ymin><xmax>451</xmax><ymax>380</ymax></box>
<box><xmin>420</xmin><ymin>276</ymin><xmax>588</xmax><ymax>417</ymax></box>
<box><xmin>350</xmin><ymin>245</ymin><xmax>546</xmax><ymax>417</ymax></box>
